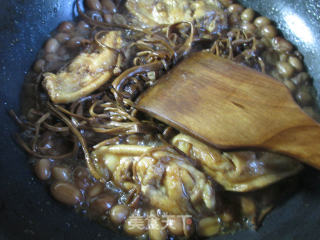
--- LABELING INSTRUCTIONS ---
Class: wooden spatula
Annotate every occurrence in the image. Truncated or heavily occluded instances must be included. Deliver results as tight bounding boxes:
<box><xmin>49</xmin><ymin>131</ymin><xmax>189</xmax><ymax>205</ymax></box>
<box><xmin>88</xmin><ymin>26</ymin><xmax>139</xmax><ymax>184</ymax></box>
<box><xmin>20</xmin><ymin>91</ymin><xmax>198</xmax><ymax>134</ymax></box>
<box><xmin>136</xmin><ymin>51</ymin><xmax>320</xmax><ymax>169</ymax></box>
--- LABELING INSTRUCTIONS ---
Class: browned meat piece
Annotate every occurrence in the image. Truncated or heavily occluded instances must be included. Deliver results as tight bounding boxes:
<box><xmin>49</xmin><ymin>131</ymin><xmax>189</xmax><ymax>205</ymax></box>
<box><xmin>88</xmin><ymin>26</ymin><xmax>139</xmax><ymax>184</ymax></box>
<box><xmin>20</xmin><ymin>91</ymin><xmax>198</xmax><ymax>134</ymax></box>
<box><xmin>126</xmin><ymin>0</ymin><xmax>228</xmax><ymax>33</ymax></box>
<box><xmin>91</xmin><ymin>144</ymin><xmax>216</xmax><ymax>215</ymax></box>
<box><xmin>43</xmin><ymin>31</ymin><xmax>123</xmax><ymax>103</ymax></box>
<box><xmin>172</xmin><ymin>134</ymin><xmax>303</xmax><ymax>192</ymax></box>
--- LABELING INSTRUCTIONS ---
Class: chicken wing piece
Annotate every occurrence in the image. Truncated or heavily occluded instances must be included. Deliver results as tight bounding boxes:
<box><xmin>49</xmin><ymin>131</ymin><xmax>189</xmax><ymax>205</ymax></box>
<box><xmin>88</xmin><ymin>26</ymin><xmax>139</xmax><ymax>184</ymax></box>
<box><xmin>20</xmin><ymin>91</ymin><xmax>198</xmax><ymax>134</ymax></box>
<box><xmin>126</xmin><ymin>0</ymin><xmax>227</xmax><ymax>33</ymax></box>
<box><xmin>172</xmin><ymin>134</ymin><xmax>303</xmax><ymax>192</ymax></box>
<box><xmin>91</xmin><ymin>144</ymin><xmax>217</xmax><ymax>215</ymax></box>
<box><xmin>43</xmin><ymin>31</ymin><xmax>123</xmax><ymax>103</ymax></box>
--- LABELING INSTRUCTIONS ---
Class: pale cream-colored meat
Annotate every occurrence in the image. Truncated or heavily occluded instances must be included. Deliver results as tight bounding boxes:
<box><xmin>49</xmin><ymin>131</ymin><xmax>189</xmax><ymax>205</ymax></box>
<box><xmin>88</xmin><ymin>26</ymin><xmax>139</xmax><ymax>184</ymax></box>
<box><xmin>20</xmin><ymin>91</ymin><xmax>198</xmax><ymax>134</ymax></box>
<box><xmin>91</xmin><ymin>144</ymin><xmax>216</xmax><ymax>215</ymax></box>
<box><xmin>126</xmin><ymin>0</ymin><xmax>227</xmax><ymax>32</ymax></box>
<box><xmin>172</xmin><ymin>134</ymin><xmax>303</xmax><ymax>192</ymax></box>
<box><xmin>43</xmin><ymin>31</ymin><xmax>122</xmax><ymax>104</ymax></box>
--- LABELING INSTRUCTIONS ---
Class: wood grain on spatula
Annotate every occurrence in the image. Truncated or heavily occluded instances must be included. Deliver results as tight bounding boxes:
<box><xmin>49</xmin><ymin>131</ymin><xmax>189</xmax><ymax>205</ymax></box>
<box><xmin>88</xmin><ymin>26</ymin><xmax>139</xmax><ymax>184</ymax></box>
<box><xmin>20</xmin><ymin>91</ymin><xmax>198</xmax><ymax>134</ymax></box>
<box><xmin>136</xmin><ymin>51</ymin><xmax>320</xmax><ymax>169</ymax></box>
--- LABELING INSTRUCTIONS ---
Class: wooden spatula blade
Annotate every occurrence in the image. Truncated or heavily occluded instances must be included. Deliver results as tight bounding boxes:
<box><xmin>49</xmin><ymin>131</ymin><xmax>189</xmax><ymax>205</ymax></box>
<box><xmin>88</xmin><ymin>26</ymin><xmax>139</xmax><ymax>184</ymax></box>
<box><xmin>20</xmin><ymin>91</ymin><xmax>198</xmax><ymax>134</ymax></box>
<box><xmin>136</xmin><ymin>51</ymin><xmax>320</xmax><ymax>169</ymax></box>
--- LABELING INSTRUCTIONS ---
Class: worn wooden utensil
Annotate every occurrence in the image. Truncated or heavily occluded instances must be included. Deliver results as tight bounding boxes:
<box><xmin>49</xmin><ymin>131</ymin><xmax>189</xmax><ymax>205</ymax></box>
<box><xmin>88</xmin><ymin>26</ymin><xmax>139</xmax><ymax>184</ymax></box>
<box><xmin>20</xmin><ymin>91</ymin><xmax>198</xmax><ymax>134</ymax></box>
<box><xmin>136</xmin><ymin>51</ymin><xmax>320</xmax><ymax>169</ymax></box>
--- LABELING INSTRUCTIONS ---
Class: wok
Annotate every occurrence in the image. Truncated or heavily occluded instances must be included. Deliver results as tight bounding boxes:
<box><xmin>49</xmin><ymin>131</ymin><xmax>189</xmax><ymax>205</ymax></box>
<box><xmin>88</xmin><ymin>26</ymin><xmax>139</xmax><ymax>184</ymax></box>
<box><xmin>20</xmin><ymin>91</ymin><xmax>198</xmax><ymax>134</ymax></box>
<box><xmin>0</xmin><ymin>0</ymin><xmax>320</xmax><ymax>239</ymax></box>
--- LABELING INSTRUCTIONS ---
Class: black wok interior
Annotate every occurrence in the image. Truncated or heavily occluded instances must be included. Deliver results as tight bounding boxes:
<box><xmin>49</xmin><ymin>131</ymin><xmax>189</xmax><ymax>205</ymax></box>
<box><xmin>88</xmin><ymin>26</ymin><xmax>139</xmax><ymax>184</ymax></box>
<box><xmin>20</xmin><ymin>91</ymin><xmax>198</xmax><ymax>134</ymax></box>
<box><xmin>0</xmin><ymin>0</ymin><xmax>320</xmax><ymax>239</ymax></box>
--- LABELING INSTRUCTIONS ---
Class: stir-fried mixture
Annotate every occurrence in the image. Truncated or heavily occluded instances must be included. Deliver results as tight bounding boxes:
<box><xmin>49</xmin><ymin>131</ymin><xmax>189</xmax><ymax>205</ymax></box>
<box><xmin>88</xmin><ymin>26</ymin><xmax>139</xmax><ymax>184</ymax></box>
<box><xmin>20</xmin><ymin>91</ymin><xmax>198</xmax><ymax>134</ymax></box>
<box><xmin>14</xmin><ymin>0</ymin><xmax>320</xmax><ymax>239</ymax></box>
